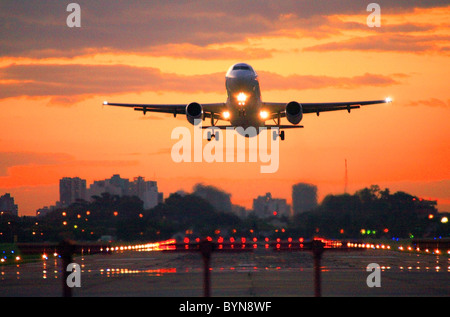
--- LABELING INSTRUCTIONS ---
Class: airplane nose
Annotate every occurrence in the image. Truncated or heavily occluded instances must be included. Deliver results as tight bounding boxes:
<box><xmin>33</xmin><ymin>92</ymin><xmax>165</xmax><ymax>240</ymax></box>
<box><xmin>226</xmin><ymin>75</ymin><xmax>256</xmax><ymax>92</ymax></box>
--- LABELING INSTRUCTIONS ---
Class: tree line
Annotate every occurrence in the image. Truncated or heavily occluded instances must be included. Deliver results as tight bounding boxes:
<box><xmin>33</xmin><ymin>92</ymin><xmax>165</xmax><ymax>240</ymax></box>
<box><xmin>0</xmin><ymin>185</ymin><xmax>447</xmax><ymax>243</ymax></box>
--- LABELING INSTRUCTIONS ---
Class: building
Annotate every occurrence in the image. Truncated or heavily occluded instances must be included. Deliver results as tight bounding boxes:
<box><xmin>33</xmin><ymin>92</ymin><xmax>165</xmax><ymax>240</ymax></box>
<box><xmin>130</xmin><ymin>176</ymin><xmax>161</xmax><ymax>210</ymax></box>
<box><xmin>87</xmin><ymin>175</ymin><xmax>162</xmax><ymax>210</ymax></box>
<box><xmin>88</xmin><ymin>180</ymin><xmax>122</xmax><ymax>198</ymax></box>
<box><xmin>292</xmin><ymin>183</ymin><xmax>318</xmax><ymax>215</ymax></box>
<box><xmin>59</xmin><ymin>177</ymin><xmax>87</xmax><ymax>207</ymax></box>
<box><xmin>0</xmin><ymin>193</ymin><xmax>18</xmax><ymax>216</ymax></box>
<box><xmin>253</xmin><ymin>193</ymin><xmax>290</xmax><ymax>218</ymax></box>
<box><xmin>36</xmin><ymin>206</ymin><xmax>55</xmax><ymax>218</ymax></box>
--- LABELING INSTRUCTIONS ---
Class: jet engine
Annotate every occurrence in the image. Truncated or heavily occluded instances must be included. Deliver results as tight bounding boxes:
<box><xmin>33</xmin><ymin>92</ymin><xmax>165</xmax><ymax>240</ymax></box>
<box><xmin>285</xmin><ymin>101</ymin><xmax>303</xmax><ymax>125</ymax></box>
<box><xmin>186</xmin><ymin>102</ymin><xmax>203</xmax><ymax>125</ymax></box>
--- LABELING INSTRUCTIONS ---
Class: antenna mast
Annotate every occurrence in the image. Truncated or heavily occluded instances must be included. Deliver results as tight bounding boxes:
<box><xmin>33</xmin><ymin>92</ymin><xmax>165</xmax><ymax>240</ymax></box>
<box><xmin>344</xmin><ymin>159</ymin><xmax>348</xmax><ymax>194</ymax></box>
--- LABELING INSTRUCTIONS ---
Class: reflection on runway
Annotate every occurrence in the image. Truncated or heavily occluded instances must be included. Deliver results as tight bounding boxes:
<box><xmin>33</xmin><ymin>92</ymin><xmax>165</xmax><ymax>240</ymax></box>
<box><xmin>1</xmin><ymin>238</ymin><xmax>449</xmax><ymax>297</ymax></box>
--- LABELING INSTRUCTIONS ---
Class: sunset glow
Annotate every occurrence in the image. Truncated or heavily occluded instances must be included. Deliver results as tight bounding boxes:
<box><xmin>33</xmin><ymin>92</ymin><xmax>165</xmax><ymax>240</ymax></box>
<box><xmin>0</xmin><ymin>1</ymin><xmax>449</xmax><ymax>215</ymax></box>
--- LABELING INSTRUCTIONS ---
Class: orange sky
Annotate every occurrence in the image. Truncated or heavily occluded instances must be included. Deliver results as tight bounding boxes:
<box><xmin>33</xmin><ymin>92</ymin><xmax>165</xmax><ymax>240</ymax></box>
<box><xmin>0</xmin><ymin>2</ymin><xmax>449</xmax><ymax>215</ymax></box>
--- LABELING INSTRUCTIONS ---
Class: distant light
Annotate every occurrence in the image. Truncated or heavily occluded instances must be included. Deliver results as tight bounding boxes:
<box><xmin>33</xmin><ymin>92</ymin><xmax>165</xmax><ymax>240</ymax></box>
<box><xmin>222</xmin><ymin>111</ymin><xmax>231</xmax><ymax>119</ymax></box>
<box><xmin>385</xmin><ymin>97</ymin><xmax>392</xmax><ymax>103</ymax></box>
<box><xmin>441</xmin><ymin>216</ymin><xmax>448</xmax><ymax>224</ymax></box>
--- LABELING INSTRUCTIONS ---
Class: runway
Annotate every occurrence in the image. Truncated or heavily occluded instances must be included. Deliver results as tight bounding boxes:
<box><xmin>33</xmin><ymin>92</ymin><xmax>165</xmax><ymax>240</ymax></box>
<box><xmin>1</xmin><ymin>246</ymin><xmax>448</xmax><ymax>297</ymax></box>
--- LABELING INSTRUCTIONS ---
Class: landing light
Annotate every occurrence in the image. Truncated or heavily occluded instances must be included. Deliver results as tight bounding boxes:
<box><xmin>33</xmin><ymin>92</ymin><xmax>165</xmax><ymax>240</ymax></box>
<box><xmin>222</xmin><ymin>111</ymin><xmax>231</xmax><ymax>119</ymax></box>
<box><xmin>385</xmin><ymin>97</ymin><xmax>392</xmax><ymax>103</ymax></box>
<box><xmin>237</xmin><ymin>92</ymin><xmax>247</xmax><ymax>106</ymax></box>
<box><xmin>259</xmin><ymin>110</ymin><xmax>269</xmax><ymax>120</ymax></box>
<box><xmin>103</xmin><ymin>101</ymin><xmax>108</xmax><ymax>105</ymax></box>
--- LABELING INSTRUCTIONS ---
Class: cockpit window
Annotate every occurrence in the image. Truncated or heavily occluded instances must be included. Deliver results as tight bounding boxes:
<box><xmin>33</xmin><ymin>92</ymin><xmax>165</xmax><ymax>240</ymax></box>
<box><xmin>233</xmin><ymin>65</ymin><xmax>251</xmax><ymax>71</ymax></box>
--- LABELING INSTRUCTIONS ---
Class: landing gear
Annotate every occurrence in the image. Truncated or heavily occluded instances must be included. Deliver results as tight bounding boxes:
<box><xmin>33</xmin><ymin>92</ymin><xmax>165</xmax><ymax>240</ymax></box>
<box><xmin>207</xmin><ymin>130</ymin><xmax>220</xmax><ymax>141</ymax></box>
<box><xmin>272</xmin><ymin>130</ymin><xmax>285</xmax><ymax>141</ymax></box>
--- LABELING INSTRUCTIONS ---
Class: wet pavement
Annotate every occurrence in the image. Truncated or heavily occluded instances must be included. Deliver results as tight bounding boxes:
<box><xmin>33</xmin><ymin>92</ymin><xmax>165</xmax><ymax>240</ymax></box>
<box><xmin>1</xmin><ymin>247</ymin><xmax>449</xmax><ymax>296</ymax></box>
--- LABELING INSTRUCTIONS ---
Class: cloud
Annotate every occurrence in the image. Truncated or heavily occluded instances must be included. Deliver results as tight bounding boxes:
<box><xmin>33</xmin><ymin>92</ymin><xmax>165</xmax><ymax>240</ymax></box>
<box><xmin>1</xmin><ymin>1</ymin><xmax>448</xmax><ymax>58</ymax></box>
<box><xmin>0</xmin><ymin>64</ymin><xmax>401</xmax><ymax>104</ymax></box>
<box><xmin>139</xmin><ymin>43</ymin><xmax>277</xmax><ymax>60</ymax></box>
<box><xmin>0</xmin><ymin>151</ymin><xmax>139</xmax><ymax>188</ymax></box>
<box><xmin>0</xmin><ymin>64</ymin><xmax>224</xmax><ymax>103</ymax></box>
<box><xmin>304</xmin><ymin>34</ymin><xmax>450</xmax><ymax>54</ymax></box>
<box><xmin>408</xmin><ymin>98</ymin><xmax>450</xmax><ymax>108</ymax></box>
<box><xmin>0</xmin><ymin>152</ymin><xmax>72</xmax><ymax>176</ymax></box>
<box><xmin>258</xmin><ymin>71</ymin><xmax>399</xmax><ymax>90</ymax></box>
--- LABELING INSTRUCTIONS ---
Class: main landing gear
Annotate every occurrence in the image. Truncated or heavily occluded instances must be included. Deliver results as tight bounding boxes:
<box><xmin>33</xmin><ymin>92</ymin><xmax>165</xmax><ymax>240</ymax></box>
<box><xmin>273</xmin><ymin>130</ymin><xmax>285</xmax><ymax>141</ymax></box>
<box><xmin>206</xmin><ymin>129</ymin><xmax>286</xmax><ymax>141</ymax></box>
<box><xmin>207</xmin><ymin>130</ymin><xmax>219</xmax><ymax>141</ymax></box>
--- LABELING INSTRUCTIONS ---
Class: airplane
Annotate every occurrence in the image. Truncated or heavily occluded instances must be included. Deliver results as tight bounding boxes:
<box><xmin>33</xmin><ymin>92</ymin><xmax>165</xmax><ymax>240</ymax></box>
<box><xmin>103</xmin><ymin>63</ymin><xmax>391</xmax><ymax>141</ymax></box>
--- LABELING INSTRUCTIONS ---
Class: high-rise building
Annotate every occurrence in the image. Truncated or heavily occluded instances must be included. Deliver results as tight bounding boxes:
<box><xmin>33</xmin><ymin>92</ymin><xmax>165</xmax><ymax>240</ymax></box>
<box><xmin>0</xmin><ymin>193</ymin><xmax>18</xmax><ymax>216</ymax></box>
<box><xmin>253</xmin><ymin>192</ymin><xmax>290</xmax><ymax>218</ymax></box>
<box><xmin>87</xmin><ymin>175</ymin><xmax>127</xmax><ymax>199</ymax></box>
<box><xmin>292</xmin><ymin>183</ymin><xmax>318</xmax><ymax>215</ymax></box>
<box><xmin>86</xmin><ymin>175</ymin><xmax>162</xmax><ymax>210</ymax></box>
<box><xmin>130</xmin><ymin>176</ymin><xmax>160</xmax><ymax>209</ymax></box>
<box><xmin>59</xmin><ymin>177</ymin><xmax>87</xmax><ymax>207</ymax></box>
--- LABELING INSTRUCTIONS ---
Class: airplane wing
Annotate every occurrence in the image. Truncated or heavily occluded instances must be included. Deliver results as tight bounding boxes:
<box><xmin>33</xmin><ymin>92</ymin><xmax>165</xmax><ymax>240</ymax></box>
<box><xmin>263</xmin><ymin>98</ymin><xmax>391</xmax><ymax>118</ymax></box>
<box><xmin>103</xmin><ymin>101</ymin><xmax>227</xmax><ymax>119</ymax></box>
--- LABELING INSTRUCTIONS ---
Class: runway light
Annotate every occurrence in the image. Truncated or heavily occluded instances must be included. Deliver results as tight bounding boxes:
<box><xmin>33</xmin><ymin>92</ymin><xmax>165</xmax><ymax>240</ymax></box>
<box><xmin>441</xmin><ymin>216</ymin><xmax>448</xmax><ymax>224</ymax></box>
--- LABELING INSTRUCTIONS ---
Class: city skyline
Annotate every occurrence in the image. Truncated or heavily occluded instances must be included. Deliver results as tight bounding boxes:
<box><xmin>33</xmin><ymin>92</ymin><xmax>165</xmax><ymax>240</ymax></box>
<box><xmin>3</xmin><ymin>175</ymin><xmax>441</xmax><ymax>219</ymax></box>
<box><xmin>34</xmin><ymin>175</ymin><xmax>307</xmax><ymax>218</ymax></box>
<box><xmin>0</xmin><ymin>1</ymin><xmax>449</xmax><ymax>215</ymax></box>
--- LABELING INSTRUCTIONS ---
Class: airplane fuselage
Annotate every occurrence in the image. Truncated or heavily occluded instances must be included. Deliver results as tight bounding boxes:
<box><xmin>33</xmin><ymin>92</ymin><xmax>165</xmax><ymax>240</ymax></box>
<box><xmin>225</xmin><ymin>63</ymin><xmax>263</xmax><ymax>129</ymax></box>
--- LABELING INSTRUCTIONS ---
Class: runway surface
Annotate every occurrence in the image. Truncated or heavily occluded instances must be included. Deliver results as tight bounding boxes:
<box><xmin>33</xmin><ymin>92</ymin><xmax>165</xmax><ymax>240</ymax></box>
<box><xmin>1</xmin><ymin>247</ymin><xmax>448</xmax><ymax>297</ymax></box>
